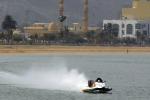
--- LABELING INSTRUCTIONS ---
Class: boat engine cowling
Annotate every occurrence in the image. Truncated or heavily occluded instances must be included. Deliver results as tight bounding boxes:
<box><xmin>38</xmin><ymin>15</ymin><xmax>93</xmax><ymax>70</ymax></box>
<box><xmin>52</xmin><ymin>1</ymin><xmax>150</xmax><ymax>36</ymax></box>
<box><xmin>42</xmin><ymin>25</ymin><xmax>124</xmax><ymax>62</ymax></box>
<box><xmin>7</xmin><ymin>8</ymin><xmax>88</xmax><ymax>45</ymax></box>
<box><xmin>88</xmin><ymin>80</ymin><xmax>94</xmax><ymax>87</ymax></box>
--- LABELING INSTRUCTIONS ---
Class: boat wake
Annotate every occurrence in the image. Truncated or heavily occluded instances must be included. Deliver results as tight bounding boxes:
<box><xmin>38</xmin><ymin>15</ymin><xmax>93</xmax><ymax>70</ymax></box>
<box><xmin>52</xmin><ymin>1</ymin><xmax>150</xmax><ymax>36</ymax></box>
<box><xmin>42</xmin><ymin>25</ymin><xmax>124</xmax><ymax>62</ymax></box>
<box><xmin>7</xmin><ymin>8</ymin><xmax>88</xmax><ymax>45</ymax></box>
<box><xmin>0</xmin><ymin>63</ymin><xmax>87</xmax><ymax>91</ymax></box>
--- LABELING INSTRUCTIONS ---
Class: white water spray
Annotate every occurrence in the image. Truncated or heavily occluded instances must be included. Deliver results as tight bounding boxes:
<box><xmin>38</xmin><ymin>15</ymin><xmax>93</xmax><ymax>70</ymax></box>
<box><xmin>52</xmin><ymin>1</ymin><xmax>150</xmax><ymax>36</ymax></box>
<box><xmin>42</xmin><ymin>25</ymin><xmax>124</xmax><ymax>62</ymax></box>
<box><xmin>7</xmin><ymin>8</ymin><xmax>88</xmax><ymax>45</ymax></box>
<box><xmin>0</xmin><ymin>63</ymin><xmax>87</xmax><ymax>91</ymax></box>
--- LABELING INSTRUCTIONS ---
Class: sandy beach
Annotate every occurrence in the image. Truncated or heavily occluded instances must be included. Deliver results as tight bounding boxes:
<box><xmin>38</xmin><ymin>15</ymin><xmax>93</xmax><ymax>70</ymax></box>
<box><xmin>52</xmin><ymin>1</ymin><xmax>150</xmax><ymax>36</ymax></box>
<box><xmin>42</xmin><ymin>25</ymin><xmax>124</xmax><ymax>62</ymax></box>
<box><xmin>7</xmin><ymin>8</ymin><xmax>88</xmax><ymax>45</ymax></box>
<box><xmin>0</xmin><ymin>45</ymin><xmax>150</xmax><ymax>54</ymax></box>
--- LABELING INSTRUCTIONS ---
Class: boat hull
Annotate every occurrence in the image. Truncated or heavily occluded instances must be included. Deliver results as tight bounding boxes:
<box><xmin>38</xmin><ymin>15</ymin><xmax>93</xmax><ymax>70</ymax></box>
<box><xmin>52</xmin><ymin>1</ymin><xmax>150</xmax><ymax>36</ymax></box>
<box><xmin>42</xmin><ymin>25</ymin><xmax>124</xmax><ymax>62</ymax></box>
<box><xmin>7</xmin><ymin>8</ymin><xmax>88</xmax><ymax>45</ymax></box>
<box><xmin>82</xmin><ymin>88</ymin><xmax>112</xmax><ymax>94</ymax></box>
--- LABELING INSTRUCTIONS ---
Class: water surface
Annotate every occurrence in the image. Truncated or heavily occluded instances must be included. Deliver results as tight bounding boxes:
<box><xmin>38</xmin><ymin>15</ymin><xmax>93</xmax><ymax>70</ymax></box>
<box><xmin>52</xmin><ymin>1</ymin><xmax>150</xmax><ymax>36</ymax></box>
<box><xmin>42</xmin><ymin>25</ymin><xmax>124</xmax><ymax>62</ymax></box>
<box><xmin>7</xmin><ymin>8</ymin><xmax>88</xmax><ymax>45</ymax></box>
<box><xmin>0</xmin><ymin>53</ymin><xmax>150</xmax><ymax>100</ymax></box>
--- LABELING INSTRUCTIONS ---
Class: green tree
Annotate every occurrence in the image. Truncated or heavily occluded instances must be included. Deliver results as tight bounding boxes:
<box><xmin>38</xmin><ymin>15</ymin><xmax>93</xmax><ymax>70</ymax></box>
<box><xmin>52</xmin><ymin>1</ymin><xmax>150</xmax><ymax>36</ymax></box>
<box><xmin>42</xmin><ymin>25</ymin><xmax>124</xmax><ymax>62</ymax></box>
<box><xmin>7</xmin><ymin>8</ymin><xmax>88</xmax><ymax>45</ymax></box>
<box><xmin>29</xmin><ymin>34</ymin><xmax>38</xmax><ymax>44</ymax></box>
<box><xmin>2</xmin><ymin>15</ymin><xmax>17</xmax><ymax>44</ymax></box>
<box><xmin>0</xmin><ymin>32</ymin><xmax>5</xmax><ymax>43</ymax></box>
<box><xmin>42</xmin><ymin>33</ymin><xmax>57</xmax><ymax>44</ymax></box>
<box><xmin>85</xmin><ymin>31</ymin><xmax>96</xmax><ymax>44</ymax></box>
<box><xmin>136</xmin><ymin>31</ymin><xmax>147</xmax><ymax>46</ymax></box>
<box><xmin>13</xmin><ymin>34</ymin><xmax>23</xmax><ymax>43</ymax></box>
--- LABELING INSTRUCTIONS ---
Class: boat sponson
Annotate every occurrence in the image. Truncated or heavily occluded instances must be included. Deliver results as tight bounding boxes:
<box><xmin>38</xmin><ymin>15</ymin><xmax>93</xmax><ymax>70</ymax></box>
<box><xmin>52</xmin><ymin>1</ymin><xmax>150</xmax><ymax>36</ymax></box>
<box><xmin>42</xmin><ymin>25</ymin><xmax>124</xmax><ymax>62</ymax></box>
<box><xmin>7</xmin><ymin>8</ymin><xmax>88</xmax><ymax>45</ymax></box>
<box><xmin>82</xmin><ymin>88</ymin><xmax>112</xmax><ymax>94</ymax></box>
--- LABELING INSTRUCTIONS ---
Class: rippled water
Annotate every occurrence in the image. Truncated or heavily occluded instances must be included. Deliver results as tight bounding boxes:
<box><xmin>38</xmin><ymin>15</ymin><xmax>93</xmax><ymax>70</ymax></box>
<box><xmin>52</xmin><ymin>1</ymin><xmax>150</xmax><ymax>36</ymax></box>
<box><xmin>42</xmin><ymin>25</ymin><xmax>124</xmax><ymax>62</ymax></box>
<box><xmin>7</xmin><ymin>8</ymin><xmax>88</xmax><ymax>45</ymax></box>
<box><xmin>0</xmin><ymin>53</ymin><xmax>150</xmax><ymax>100</ymax></box>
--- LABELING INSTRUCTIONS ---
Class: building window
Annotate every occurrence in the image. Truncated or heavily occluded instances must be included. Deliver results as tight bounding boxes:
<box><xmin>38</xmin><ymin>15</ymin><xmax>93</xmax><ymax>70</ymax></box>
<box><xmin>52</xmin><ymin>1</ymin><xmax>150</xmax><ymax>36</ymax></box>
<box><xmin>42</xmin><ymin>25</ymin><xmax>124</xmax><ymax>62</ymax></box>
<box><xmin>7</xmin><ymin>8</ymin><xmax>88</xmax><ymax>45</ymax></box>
<box><xmin>141</xmin><ymin>24</ymin><xmax>146</xmax><ymax>28</ymax></box>
<box><xmin>135</xmin><ymin>23</ymin><xmax>141</xmax><ymax>29</ymax></box>
<box><xmin>143</xmin><ymin>30</ymin><xmax>147</xmax><ymax>35</ymax></box>
<box><xmin>104</xmin><ymin>23</ymin><xmax>113</xmax><ymax>32</ymax></box>
<box><xmin>126</xmin><ymin>24</ymin><xmax>133</xmax><ymax>34</ymax></box>
<box><xmin>112</xmin><ymin>24</ymin><xmax>119</xmax><ymax>37</ymax></box>
<box><xmin>122</xmin><ymin>30</ymin><xmax>125</xmax><ymax>35</ymax></box>
<box><xmin>75</xmin><ymin>26</ymin><xmax>77</xmax><ymax>31</ymax></box>
<box><xmin>122</xmin><ymin>24</ymin><xmax>124</xmax><ymax>28</ymax></box>
<box><xmin>104</xmin><ymin>24</ymin><xmax>107</xmax><ymax>30</ymax></box>
<box><xmin>136</xmin><ymin>30</ymin><xmax>141</xmax><ymax>35</ymax></box>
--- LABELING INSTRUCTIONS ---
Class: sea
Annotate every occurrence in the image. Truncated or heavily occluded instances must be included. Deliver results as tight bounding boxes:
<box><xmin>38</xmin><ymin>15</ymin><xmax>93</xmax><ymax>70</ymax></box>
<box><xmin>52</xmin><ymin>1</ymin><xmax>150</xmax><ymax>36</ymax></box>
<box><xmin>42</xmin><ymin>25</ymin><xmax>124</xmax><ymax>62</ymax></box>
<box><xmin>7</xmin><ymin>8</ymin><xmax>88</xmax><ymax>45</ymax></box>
<box><xmin>0</xmin><ymin>53</ymin><xmax>150</xmax><ymax>100</ymax></box>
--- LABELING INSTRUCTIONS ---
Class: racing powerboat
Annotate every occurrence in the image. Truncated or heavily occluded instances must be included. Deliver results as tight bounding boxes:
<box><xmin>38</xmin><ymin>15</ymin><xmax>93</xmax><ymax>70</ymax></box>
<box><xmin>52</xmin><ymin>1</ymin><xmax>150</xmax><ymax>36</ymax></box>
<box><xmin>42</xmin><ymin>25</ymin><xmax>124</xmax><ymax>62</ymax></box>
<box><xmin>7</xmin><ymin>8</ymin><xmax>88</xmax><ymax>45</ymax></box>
<box><xmin>81</xmin><ymin>79</ymin><xmax>112</xmax><ymax>94</ymax></box>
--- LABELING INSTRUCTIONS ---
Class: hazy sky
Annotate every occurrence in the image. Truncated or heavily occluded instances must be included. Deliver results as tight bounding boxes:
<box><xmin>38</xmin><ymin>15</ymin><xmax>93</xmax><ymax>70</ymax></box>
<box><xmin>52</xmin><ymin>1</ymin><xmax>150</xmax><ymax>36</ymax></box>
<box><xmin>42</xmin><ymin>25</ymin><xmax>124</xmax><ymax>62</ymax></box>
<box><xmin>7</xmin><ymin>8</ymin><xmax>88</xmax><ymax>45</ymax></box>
<box><xmin>0</xmin><ymin>0</ymin><xmax>132</xmax><ymax>26</ymax></box>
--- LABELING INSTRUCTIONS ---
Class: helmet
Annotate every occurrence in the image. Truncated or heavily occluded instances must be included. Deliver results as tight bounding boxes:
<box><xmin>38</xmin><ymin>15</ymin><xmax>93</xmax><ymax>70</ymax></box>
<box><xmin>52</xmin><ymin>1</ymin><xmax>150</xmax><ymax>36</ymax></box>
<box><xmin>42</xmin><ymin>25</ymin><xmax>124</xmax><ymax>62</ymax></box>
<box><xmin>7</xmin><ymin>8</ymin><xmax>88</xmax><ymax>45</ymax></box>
<box><xmin>95</xmin><ymin>78</ymin><xmax>103</xmax><ymax>82</ymax></box>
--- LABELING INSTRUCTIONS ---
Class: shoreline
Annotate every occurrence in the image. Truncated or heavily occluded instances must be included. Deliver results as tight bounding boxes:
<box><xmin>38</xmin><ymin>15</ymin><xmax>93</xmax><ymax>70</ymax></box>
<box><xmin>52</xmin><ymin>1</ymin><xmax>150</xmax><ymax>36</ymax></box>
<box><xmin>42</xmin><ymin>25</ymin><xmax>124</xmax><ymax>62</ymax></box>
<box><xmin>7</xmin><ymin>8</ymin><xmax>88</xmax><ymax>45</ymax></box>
<box><xmin>0</xmin><ymin>45</ymin><xmax>150</xmax><ymax>54</ymax></box>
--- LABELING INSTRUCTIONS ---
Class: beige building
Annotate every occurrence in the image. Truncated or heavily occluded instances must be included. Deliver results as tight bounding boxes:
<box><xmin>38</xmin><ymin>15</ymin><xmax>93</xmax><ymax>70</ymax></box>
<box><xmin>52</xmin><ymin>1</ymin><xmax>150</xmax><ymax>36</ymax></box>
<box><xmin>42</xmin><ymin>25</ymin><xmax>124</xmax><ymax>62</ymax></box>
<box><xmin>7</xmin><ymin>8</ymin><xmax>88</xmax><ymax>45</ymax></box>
<box><xmin>69</xmin><ymin>23</ymin><xmax>82</xmax><ymax>33</ymax></box>
<box><xmin>69</xmin><ymin>23</ymin><xmax>99</xmax><ymax>33</ymax></box>
<box><xmin>24</xmin><ymin>22</ymin><xmax>59</xmax><ymax>36</ymax></box>
<box><xmin>122</xmin><ymin>0</ymin><xmax>150</xmax><ymax>20</ymax></box>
